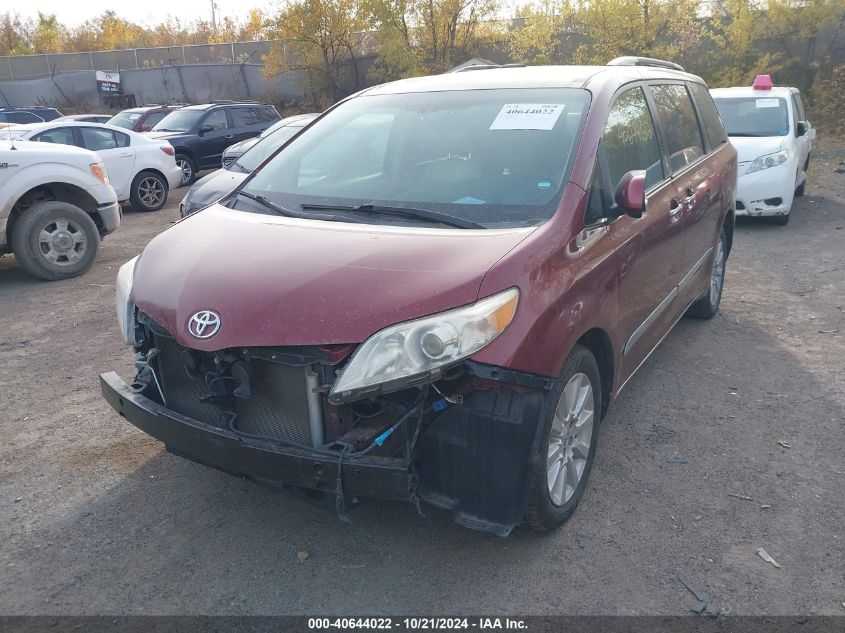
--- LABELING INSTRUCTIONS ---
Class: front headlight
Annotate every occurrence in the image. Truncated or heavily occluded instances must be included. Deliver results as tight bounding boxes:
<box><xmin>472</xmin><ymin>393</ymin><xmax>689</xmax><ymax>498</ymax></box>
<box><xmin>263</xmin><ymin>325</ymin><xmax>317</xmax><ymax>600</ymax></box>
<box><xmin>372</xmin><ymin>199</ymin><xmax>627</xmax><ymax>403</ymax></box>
<box><xmin>116</xmin><ymin>256</ymin><xmax>139</xmax><ymax>345</ymax></box>
<box><xmin>330</xmin><ymin>288</ymin><xmax>519</xmax><ymax>402</ymax></box>
<box><xmin>746</xmin><ymin>150</ymin><xmax>789</xmax><ymax>174</ymax></box>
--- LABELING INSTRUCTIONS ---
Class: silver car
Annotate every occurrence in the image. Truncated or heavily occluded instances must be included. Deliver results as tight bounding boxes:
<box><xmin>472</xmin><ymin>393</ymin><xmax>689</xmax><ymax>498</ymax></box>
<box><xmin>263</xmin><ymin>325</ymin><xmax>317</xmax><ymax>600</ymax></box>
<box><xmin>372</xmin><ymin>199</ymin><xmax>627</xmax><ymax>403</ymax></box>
<box><xmin>181</xmin><ymin>113</ymin><xmax>318</xmax><ymax>217</ymax></box>
<box><xmin>220</xmin><ymin>113</ymin><xmax>319</xmax><ymax>168</ymax></box>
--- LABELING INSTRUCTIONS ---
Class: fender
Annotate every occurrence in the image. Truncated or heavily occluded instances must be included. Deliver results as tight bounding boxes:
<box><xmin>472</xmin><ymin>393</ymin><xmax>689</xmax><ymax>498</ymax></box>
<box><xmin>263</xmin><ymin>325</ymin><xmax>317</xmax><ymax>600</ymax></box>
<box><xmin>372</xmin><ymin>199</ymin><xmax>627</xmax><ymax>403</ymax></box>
<box><xmin>0</xmin><ymin>161</ymin><xmax>116</xmax><ymax>219</ymax></box>
<box><xmin>0</xmin><ymin>160</ymin><xmax>117</xmax><ymax>249</ymax></box>
<box><xmin>472</xmin><ymin>184</ymin><xmax>621</xmax><ymax>386</ymax></box>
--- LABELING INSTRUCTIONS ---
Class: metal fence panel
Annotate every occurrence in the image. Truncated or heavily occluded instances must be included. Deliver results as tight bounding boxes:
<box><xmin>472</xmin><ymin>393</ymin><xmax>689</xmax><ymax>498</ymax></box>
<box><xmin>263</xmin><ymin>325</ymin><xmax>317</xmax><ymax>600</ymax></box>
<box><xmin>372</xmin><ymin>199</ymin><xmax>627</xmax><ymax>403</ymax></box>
<box><xmin>136</xmin><ymin>47</ymin><xmax>185</xmax><ymax>69</ymax></box>
<box><xmin>233</xmin><ymin>41</ymin><xmax>272</xmax><ymax>63</ymax></box>
<box><xmin>91</xmin><ymin>49</ymin><xmax>139</xmax><ymax>71</ymax></box>
<box><xmin>184</xmin><ymin>43</ymin><xmax>234</xmax><ymax>64</ymax></box>
<box><xmin>8</xmin><ymin>55</ymin><xmax>50</xmax><ymax>79</ymax></box>
<box><xmin>50</xmin><ymin>52</ymin><xmax>93</xmax><ymax>74</ymax></box>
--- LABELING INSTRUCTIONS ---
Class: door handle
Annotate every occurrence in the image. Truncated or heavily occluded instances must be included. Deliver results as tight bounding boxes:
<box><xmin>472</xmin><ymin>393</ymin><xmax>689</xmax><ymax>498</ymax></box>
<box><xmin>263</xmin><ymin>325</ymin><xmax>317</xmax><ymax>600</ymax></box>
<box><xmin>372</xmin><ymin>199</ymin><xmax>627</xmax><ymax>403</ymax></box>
<box><xmin>669</xmin><ymin>199</ymin><xmax>683</xmax><ymax>215</ymax></box>
<box><xmin>120</xmin><ymin>152</ymin><xmax>132</xmax><ymax>158</ymax></box>
<box><xmin>683</xmin><ymin>187</ymin><xmax>697</xmax><ymax>207</ymax></box>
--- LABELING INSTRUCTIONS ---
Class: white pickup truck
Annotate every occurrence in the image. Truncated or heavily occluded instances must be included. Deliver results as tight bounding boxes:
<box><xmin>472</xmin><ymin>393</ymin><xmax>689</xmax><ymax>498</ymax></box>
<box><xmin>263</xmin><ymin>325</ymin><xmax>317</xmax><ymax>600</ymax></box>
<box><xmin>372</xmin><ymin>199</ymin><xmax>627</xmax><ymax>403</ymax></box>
<box><xmin>0</xmin><ymin>139</ymin><xmax>120</xmax><ymax>280</ymax></box>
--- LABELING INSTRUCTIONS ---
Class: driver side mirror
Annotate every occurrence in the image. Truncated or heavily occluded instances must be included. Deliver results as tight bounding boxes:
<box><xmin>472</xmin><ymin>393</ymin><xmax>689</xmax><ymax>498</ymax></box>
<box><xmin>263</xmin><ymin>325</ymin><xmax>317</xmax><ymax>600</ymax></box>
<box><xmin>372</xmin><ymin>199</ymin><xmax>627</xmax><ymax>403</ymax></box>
<box><xmin>199</xmin><ymin>124</ymin><xmax>214</xmax><ymax>135</ymax></box>
<box><xmin>796</xmin><ymin>121</ymin><xmax>809</xmax><ymax>137</ymax></box>
<box><xmin>614</xmin><ymin>170</ymin><xmax>646</xmax><ymax>219</ymax></box>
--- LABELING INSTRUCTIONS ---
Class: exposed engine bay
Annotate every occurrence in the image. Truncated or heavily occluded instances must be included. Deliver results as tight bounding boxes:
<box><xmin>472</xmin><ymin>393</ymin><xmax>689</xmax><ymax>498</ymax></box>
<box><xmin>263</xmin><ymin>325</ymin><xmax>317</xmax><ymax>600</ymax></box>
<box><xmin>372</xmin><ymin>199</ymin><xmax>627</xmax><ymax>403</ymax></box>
<box><xmin>121</xmin><ymin>311</ymin><xmax>552</xmax><ymax>535</ymax></box>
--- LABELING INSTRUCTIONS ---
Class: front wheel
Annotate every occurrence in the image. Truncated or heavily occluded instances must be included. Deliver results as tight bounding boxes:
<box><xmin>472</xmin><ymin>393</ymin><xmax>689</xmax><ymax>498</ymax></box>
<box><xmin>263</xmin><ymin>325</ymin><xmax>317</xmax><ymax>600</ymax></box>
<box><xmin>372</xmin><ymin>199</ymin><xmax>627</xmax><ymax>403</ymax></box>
<box><xmin>11</xmin><ymin>201</ymin><xmax>100</xmax><ymax>280</ymax></box>
<box><xmin>525</xmin><ymin>345</ymin><xmax>601</xmax><ymax>531</ymax></box>
<box><xmin>687</xmin><ymin>226</ymin><xmax>726</xmax><ymax>319</ymax></box>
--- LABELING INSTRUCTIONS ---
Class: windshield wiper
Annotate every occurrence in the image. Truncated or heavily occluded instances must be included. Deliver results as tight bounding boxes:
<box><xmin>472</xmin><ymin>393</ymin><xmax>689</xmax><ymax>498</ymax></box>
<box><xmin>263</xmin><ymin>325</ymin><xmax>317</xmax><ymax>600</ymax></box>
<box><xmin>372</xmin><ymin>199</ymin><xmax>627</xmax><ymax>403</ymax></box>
<box><xmin>299</xmin><ymin>203</ymin><xmax>485</xmax><ymax>229</ymax></box>
<box><xmin>237</xmin><ymin>190</ymin><xmax>301</xmax><ymax>217</ymax></box>
<box><xmin>236</xmin><ymin>190</ymin><xmax>362</xmax><ymax>223</ymax></box>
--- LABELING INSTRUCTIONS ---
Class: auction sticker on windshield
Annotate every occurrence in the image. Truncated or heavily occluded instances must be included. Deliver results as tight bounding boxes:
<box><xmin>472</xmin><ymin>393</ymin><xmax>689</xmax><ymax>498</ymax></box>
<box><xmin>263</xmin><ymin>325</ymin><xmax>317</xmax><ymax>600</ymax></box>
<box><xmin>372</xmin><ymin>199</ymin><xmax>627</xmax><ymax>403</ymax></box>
<box><xmin>756</xmin><ymin>98</ymin><xmax>781</xmax><ymax>108</ymax></box>
<box><xmin>489</xmin><ymin>104</ymin><xmax>565</xmax><ymax>130</ymax></box>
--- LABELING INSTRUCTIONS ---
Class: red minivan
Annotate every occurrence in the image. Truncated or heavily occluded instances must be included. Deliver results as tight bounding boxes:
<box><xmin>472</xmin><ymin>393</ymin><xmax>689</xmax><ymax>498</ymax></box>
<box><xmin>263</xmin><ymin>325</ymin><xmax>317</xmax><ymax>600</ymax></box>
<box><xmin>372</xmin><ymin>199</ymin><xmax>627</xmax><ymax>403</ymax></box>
<box><xmin>101</xmin><ymin>57</ymin><xmax>736</xmax><ymax>535</ymax></box>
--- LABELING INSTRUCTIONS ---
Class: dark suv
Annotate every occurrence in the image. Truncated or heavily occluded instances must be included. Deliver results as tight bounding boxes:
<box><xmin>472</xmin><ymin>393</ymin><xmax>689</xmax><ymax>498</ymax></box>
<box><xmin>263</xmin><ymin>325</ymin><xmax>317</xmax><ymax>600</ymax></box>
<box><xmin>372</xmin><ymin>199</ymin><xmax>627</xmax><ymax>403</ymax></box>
<box><xmin>107</xmin><ymin>104</ymin><xmax>184</xmax><ymax>134</ymax></box>
<box><xmin>0</xmin><ymin>106</ymin><xmax>63</xmax><ymax>124</ymax></box>
<box><xmin>146</xmin><ymin>101</ymin><xmax>281</xmax><ymax>185</ymax></box>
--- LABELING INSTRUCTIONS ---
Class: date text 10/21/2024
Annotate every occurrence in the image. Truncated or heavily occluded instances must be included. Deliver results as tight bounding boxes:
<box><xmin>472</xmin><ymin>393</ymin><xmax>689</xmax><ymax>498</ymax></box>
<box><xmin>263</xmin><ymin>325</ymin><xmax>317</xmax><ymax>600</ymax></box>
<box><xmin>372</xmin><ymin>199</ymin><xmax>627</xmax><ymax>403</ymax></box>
<box><xmin>307</xmin><ymin>618</ymin><xmax>528</xmax><ymax>630</ymax></box>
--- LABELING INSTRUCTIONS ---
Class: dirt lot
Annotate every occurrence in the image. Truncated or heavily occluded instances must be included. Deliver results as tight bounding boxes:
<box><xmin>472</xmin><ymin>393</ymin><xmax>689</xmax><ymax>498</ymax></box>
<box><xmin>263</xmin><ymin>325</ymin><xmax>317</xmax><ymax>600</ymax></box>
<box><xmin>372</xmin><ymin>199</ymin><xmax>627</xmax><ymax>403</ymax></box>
<box><xmin>1</xmin><ymin>146</ymin><xmax>844</xmax><ymax>616</ymax></box>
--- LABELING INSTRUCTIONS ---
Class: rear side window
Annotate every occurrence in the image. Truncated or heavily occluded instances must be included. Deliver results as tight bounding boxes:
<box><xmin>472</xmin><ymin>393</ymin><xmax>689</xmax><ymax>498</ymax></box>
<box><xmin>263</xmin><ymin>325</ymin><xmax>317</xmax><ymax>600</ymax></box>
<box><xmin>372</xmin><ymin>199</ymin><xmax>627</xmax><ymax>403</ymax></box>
<box><xmin>34</xmin><ymin>127</ymin><xmax>75</xmax><ymax>145</ymax></box>
<box><xmin>80</xmin><ymin>127</ymin><xmax>118</xmax><ymax>151</ymax></box>
<box><xmin>649</xmin><ymin>84</ymin><xmax>705</xmax><ymax>173</ymax></box>
<box><xmin>257</xmin><ymin>106</ymin><xmax>280</xmax><ymax>122</ymax></box>
<box><xmin>603</xmin><ymin>86</ymin><xmax>664</xmax><ymax>191</ymax></box>
<box><xmin>203</xmin><ymin>109</ymin><xmax>229</xmax><ymax>131</ymax></box>
<box><xmin>143</xmin><ymin>111</ymin><xmax>168</xmax><ymax>129</ymax></box>
<box><xmin>791</xmin><ymin>93</ymin><xmax>806</xmax><ymax>122</ymax></box>
<box><xmin>689</xmin><ymin>82</ymin><xmax>727</xmax><ymax>148</ymax></box>
<box><xmin>231</xmin><ymin>107</ymin><xmax>260</xmax><ymax>127</ymax></box>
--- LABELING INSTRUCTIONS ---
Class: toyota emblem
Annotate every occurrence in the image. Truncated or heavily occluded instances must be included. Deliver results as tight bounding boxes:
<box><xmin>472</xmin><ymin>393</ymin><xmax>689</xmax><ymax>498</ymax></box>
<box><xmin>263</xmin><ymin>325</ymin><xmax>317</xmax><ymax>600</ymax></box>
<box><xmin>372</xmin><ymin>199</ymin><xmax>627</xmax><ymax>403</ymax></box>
<box><xmin>187</xmin><ymin>310</ymin><xmax>221</xmax><ymax>339</ymax></box>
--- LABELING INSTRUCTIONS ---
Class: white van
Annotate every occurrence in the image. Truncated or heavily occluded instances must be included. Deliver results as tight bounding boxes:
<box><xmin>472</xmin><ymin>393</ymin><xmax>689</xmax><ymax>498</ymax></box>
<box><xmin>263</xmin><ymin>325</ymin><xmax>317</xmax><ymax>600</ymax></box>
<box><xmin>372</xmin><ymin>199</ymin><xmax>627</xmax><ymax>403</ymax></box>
<box><xmin>711</xmin><ymin>75</ymin><xmax>815</xmax><ymax>225</ymax></box>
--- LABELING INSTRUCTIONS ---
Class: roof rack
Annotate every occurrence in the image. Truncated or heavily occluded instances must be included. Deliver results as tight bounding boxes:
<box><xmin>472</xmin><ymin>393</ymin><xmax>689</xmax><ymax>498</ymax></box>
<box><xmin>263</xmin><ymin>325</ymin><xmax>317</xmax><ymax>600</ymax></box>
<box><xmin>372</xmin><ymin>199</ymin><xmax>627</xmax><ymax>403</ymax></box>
<box><xmin>452</xmin><ymin>63</ymin><xmax>526</xmax><ymax>73</ymax></box>
<box><xmin>607</xmin><ymin>56</ymin><xmax>685</xmax><ymax>72</ymax></box>
<box><xmin>209</xmin><ymin>99</ymin><xmax>260</xmax><ymax>104</ymax></box>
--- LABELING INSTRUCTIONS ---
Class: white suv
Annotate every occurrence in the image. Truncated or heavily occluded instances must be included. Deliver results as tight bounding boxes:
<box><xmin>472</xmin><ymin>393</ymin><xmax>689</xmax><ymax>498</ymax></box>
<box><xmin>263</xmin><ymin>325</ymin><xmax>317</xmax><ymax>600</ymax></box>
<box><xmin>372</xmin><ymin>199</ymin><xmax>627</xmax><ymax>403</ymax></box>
<box><xmin>0</xmin><ymin>139</ymin><xmax>120</xmax><ymax>280</ymax></box>
<box><xmin>9</xmin><ymin>122</ymin><xmax>182</xmax><ymax>212</ymax></box>
<box><xmin>711</xmin><ymin>75</ymin><xmax>815</xmax><ymax>225</ymax></box>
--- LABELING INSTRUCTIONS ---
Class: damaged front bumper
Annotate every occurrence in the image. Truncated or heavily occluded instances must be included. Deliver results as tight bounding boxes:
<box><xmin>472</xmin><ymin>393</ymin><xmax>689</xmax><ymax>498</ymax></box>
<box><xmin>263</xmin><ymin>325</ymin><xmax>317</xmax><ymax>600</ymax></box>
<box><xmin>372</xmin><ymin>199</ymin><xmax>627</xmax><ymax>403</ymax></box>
<box><xmin>100</xmin><ymin>361</ymin><xmax>550</xmax><ymax>536</ymax></box>
<box><xmin>99</xmin><ymin>372</ymin><xmax>413</xmax><ymax>500</ymax></box>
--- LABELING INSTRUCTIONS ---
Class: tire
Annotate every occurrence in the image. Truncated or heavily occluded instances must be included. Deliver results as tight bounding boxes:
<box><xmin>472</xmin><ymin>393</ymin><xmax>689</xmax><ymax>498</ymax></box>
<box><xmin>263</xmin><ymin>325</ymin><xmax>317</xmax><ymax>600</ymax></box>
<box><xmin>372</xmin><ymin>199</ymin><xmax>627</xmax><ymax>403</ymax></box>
<box><xmin>795</xmin><ymin>155</ymin><xmax>809</xmax><ymax>197</ymax></box>
<box><xmin>175</xmin><ymin>154</ymin><xmax>197</xmax><ymax>186</ymax></box>
<box><xmin>11</xmin><ymin>201</ymin><xmax>100</xmax><ymax>281</ymax></box>
<box><xmin>130</xmin><ymin>171</ymin><xmax>168</xmax><ymax>212</ymax></box>
<box><xmin>770</xmin><ymin>213</ymin><xmax>790</xmax><ymax>225</ymax></box>
<box><xmin>687</xmin><ymin>226</ymin><xmax>727</xmax><ymax>319</ymax></box>
<box><xmin>526</xmin><ymin>344</ymin><xmax>601</xmax><ymax>532</ymax></box>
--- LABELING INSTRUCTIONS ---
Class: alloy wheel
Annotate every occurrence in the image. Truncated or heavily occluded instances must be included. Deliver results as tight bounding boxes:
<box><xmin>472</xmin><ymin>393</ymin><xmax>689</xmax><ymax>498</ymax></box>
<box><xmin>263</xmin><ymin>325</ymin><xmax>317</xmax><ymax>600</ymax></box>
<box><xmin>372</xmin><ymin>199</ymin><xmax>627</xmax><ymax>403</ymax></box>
<box><xmin>176</xmin><ymin>159</ymin><xmax>193</xmax><ymax>185</ymax></box>
<box><xmin>138</xmin><ymin>176</ymin><xmax>165</xmax><ymax>209</ymax></box>
<box><xmin>710</xmin><ymin>236</ymin><xmax>725</xmax><ymax>305</ymax></box>
<box><xmin>547</xmin><ymin>372</ymin><xmax>595</xmax><ymax>506</ymax></box>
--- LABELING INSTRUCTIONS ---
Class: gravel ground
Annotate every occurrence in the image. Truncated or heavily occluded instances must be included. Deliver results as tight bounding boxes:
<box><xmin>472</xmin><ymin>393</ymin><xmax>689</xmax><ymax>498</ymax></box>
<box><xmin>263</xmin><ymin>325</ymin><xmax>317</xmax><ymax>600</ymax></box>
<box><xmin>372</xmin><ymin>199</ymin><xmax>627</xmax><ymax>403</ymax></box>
<box><xmin>1</xmin><ymin>146</ymin><xmax>843</xmax><ymax>616</ymax></box>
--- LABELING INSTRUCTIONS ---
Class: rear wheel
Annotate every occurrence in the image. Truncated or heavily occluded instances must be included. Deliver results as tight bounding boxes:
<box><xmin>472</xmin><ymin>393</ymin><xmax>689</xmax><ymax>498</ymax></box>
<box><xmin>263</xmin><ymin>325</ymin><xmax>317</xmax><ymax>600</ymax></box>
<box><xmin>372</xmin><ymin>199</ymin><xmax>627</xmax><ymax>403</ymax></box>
<box><xmin>130</xmin><ymin>172</ymin><xmax>168</xmax><ymax>212</ymax></box>
<box><xmin>526</xmin><ymin>345</ymin><xmax>601</xmax><ymax>531</ymax></box>
<box><xmin>11</xmin><ymin>201</ymin><xmax>99</xmax><ymax>280</ymax></box>
<box><xmin>175</xmin><ymin>154</ymin><xmax>196</xmax><ymax>186</ymax></box>
<box><xmin>688</xmin><ymin>226</ymin><xmax>726</xmax><ymax>319</ymax></box>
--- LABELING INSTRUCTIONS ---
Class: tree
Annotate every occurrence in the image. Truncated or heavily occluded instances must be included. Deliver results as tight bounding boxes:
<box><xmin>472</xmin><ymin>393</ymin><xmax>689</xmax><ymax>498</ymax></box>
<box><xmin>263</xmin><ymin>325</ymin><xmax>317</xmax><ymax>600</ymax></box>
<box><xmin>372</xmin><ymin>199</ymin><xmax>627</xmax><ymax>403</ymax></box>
<box><xmin>31</xmin><ymin>12</ymin><xmax>65</xmax><ymax>54</ymax></box>
<box><xmin>507</xmin><ymin>1</ymin><xmax>573</xmax><ymax>65</ymax></box>
<box><xmin>0</xmin><ymin>12</ymin><xmax>33</xmax><ymax>56</ymax></box>
<box><xmin>264</xmin><ymin>0</ymin><xmax>366</xmax><ymax>107</ymax></box>
<box><xmin>367</xmin><ymin>0</ymin><xmax>502</xmax><ymax>81</ymax></box>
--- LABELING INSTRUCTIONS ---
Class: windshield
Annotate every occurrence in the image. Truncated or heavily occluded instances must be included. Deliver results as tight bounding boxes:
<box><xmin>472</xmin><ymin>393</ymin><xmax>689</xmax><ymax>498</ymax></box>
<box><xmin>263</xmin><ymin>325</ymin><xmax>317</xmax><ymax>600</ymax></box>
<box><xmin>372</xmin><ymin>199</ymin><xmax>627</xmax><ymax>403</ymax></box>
<box><xmin>235</xmin><ymin>88</ymin><xmax>590</xmax><ymax>228</ymax></box>
<box><xmin>234</xmin><ymin>125</ymin><xmax>305</xmax><ymax>173</ymax></box>
<box><xmin>713</xmin><ymin>97</ymin><xmax>789</xmax><ymax>137</ymax></box>
<box><xmin>107</xmin><ymin>111</ymin><xmax>142</xmax><ymax>129</ymax></box>
<box><xmin>152</xmin><ymin>109</ymin><xmax>203</xmax><ymax>132</ymax></box>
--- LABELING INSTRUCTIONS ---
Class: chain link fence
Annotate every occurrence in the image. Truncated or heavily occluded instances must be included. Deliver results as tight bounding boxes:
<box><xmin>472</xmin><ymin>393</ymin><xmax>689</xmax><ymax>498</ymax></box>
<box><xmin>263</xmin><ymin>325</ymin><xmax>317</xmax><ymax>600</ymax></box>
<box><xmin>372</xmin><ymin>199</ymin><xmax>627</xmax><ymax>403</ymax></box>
<box><xmin>0</xmin><ymin>41</ymin><xmax>274</xmax><ymax>80</ymax></box>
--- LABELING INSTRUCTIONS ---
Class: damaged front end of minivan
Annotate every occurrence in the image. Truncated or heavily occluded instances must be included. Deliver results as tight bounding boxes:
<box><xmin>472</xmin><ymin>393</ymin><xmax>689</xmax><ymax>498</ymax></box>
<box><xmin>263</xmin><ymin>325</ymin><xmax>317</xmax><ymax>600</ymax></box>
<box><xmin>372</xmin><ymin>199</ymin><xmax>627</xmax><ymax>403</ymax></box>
<box><xmin>101</xmin><ymin>280</ymin><xmax>554</xmax><ymax>536</ymax></box>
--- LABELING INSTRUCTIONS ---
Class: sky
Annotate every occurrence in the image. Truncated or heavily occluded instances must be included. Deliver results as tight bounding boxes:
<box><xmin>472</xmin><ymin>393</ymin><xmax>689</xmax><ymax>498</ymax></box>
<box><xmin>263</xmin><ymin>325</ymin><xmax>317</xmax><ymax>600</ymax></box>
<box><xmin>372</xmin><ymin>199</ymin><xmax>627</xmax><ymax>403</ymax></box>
<box><xmin>15</xmin><ymin>0</ymin><xmax>277</xmax><ymax>28</ymax></box>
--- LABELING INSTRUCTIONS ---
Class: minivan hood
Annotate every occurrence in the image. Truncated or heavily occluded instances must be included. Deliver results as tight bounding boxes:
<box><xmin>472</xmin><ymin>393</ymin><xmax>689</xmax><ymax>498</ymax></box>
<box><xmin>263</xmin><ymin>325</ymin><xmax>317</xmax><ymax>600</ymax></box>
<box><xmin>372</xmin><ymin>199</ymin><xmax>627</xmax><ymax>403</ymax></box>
<box><xmin>131</xmin><ymin>205</ymin><xmax>533</xmax><ymax>351</ymax></box>
<box><xmin>728</xmin><ymin>136</ymin><xmax>787</xmax><ymax>163</ymax></box>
